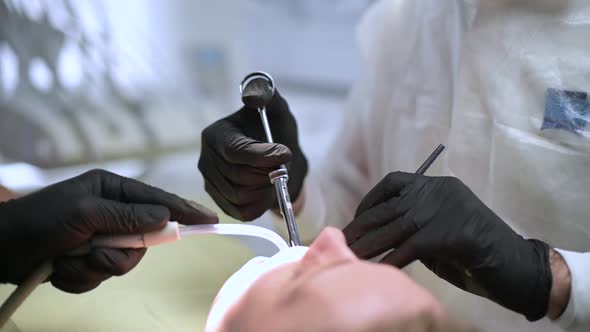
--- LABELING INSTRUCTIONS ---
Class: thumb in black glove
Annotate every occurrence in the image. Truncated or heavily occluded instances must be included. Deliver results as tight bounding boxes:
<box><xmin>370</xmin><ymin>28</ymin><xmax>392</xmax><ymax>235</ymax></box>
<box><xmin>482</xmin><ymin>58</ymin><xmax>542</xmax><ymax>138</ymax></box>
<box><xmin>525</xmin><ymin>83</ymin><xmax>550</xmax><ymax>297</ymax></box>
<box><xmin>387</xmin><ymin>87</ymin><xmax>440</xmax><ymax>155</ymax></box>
<box><xmin>0</xmin><ymin>169</ymin><xmax>218</xmax><ymax>293</ymax></box>
<box><xmin>343</xmin><ymin>171</ymin><xmax>552</xmax><ymax>321</ymax></box>
<box><xmin>198</xmin><ymin>83</ymin><xmax>308</xmax><ymax>221</ymax></box>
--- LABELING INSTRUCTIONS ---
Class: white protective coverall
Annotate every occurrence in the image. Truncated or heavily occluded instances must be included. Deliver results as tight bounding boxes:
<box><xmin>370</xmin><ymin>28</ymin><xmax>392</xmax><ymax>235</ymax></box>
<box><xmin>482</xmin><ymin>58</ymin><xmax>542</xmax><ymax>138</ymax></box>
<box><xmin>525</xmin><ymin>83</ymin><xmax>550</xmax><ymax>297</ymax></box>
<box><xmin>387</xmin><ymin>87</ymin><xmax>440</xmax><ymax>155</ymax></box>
<box><xmin>291</xmin><ymin>1</ymin><xmax>590</xmax><ymax>331</ymax></box>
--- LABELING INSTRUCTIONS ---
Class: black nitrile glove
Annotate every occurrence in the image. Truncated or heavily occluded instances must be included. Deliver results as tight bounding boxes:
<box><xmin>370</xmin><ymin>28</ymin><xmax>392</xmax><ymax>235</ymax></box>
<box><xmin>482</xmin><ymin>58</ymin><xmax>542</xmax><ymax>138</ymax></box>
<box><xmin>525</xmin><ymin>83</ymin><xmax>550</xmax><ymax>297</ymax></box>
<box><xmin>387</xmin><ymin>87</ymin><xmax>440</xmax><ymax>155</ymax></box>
<box><xmin>343</xmin><ymin>171</ymin><xmax>552</xmax><ymax>321</ymax></box>
<box><xmin>0</xmin><ymin>169</ymin><xmax>218</xmax><ymax>293</ymax></box>
<box><xmin>198</xmin><ymin>84</ymin><xmax>308</xmax><ymax>221</ymax></box>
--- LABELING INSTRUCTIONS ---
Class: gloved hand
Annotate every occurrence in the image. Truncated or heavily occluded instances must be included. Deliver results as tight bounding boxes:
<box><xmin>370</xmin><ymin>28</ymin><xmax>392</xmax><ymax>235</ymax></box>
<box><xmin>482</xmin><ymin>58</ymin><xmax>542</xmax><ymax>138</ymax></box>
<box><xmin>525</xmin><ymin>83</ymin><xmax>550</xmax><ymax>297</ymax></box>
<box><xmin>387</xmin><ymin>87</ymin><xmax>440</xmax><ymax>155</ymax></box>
<box><xmin>0</xmin><ymin>169</ymin><xmax>218</xmax><ymax>293</ymax></box>
<box><xmin>198</xmin><ymin>85</ymin><xmax>308</xmax><ymax>221</ymax></box>
<box><xmin>343</xmin><ymin>171</ymin><xmax>552</xmax><ymax>321</ymax></box>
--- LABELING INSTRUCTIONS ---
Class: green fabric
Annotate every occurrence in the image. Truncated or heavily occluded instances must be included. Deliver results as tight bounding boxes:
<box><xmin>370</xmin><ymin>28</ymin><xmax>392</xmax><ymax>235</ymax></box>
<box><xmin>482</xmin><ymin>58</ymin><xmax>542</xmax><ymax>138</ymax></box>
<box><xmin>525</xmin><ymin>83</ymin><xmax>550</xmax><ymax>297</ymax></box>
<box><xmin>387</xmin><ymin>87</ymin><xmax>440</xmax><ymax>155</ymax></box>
<box><xmin>0</xmin><ymin>319</ymin><xmax>19</xmax><ymax>332</ymax></box>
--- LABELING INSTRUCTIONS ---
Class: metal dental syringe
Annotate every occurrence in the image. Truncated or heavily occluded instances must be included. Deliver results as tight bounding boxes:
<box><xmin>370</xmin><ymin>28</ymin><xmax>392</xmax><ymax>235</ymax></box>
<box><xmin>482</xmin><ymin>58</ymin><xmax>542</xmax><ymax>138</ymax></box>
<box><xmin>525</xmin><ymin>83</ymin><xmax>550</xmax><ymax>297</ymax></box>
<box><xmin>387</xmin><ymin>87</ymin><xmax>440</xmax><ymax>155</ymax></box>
<box><xmin>240</xmin><ymin>72</ymin><xmax>301</xmax><ymax>247</ymax></box>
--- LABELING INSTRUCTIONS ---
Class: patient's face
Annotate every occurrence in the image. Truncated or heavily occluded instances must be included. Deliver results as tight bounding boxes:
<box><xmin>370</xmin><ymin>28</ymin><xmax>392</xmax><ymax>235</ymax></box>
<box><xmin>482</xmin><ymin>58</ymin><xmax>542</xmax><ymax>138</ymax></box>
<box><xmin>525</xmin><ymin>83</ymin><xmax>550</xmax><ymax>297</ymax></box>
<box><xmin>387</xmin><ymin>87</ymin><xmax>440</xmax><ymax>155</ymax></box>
<box><xmin>208</xmin><ymin>227</ymin><xmax>450</xmax><ymax>332</ymax></box>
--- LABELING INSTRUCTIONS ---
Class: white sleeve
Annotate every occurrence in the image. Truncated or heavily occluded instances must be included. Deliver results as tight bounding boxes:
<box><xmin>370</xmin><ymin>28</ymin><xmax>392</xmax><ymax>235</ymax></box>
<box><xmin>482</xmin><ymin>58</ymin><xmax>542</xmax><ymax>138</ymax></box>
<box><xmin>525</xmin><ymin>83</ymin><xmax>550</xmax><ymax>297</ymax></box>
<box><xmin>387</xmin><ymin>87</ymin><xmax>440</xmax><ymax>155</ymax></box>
<box><xmin>289</xmin><ymin>83</ymin><xmax>374</xmax><ymax>244</ymax></box>
<box><xmin>553</xmin><ymin>249</ymin><xmax>590</xmax><ymax>332</ymax></box>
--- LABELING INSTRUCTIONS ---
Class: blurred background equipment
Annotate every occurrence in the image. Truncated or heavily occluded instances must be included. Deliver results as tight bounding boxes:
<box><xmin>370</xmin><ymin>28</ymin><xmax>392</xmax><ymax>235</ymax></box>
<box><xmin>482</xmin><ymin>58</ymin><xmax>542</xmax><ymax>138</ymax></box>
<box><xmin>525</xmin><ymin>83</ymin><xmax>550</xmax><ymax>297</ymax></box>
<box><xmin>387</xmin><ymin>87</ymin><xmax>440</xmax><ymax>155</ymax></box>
<box><xmin>0</xmin><ymin>0</ymin><xmax>368</xmax><ymax>192</ymax></box>
<box><xmin>0</xmin><ymin>0</ymin><xmax>215</xmax><ymax>169</ymax></box>
<box><xmin>0</xmin><ymin>0</ymin><xmax>368</xmax><ymax>331</ymax></box>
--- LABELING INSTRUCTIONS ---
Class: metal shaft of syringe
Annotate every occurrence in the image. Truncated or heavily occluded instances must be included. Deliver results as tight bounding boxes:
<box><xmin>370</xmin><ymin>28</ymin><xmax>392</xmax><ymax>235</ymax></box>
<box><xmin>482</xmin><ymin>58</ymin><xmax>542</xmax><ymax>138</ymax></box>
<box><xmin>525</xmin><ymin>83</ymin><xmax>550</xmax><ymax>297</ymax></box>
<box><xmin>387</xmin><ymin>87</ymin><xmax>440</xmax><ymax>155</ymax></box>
<box><xmin>257</xmin><ymin>107</ymin><xmax>301</xmax><ymax>247</ymax></box>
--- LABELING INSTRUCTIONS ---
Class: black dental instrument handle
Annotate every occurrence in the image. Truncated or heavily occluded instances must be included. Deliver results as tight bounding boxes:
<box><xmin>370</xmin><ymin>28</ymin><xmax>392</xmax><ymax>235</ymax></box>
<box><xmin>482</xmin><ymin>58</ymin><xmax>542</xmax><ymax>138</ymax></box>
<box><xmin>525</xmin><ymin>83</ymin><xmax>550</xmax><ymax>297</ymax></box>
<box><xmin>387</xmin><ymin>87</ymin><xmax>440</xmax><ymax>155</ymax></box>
<box><xmin>416</xmin><ymin>144</ymin><xmax>445</xmax><ymax>175</ymax></box>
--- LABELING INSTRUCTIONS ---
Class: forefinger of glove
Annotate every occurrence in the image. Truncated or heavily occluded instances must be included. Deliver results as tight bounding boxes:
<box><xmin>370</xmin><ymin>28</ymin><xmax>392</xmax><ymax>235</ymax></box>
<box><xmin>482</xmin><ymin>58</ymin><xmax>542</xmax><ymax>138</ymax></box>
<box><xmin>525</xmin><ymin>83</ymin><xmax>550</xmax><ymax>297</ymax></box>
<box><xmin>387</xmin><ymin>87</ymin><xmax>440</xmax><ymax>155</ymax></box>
<box><xmin>354</xmin><ymin>171</ymin><xmax>417</xmax><ymax>218</ymax></box>
<box><xmin>66</xmin><ymin>199</ymin><xmax>169</xmax><ymax>239</ymax></box>
<box><xmin>348</xmin><ymin>213</ymin><xmax>420</xmax><ymax>260</ymax></box>
<box><xmin>79</xmin><ymin>170</ymin><xmax>219</xmax><ymax>225</ymax></box>
<box><xmin>203</xmin><ymin>120</ymin><xmax>292</xmax><ymax>168</ymax></box>
<box><xmin>343</xmin><ymin>196</ymin><xmax>403</xmax><ymax>245</ymax></box>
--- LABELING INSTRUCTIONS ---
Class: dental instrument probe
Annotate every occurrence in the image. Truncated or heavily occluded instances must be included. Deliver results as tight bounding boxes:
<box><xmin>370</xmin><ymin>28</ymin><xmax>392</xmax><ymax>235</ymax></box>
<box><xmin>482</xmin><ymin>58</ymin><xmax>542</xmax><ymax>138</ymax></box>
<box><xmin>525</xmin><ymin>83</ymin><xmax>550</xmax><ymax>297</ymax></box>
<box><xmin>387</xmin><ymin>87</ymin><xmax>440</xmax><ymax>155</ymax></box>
<box><xmin>416</xmin><ymin>144</ymin><xmax>445</xmax><ymax>175</ymax></box>
<box><xmin>0</xmin><ymin>223</ymin><xmax>289</xmax><ymax>328</ymax></box>
<box><xmin>240</xmin><ymin>72</ymin><xmax>302</xmax><ymax>247</ymax></box>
